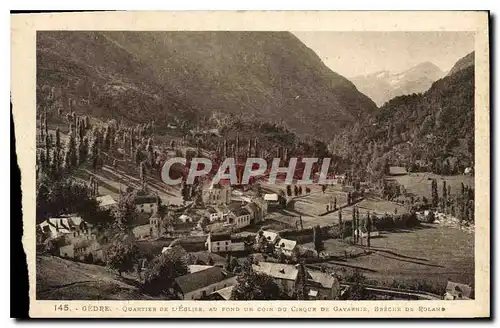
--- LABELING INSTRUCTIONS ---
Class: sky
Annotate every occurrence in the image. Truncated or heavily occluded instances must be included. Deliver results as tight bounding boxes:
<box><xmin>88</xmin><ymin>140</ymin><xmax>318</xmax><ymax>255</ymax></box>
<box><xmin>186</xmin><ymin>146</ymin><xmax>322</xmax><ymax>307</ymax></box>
<box><xmin>293</xmin><ymin>31</ymin><xmax>475</xmax><ymax>78</ymax></box>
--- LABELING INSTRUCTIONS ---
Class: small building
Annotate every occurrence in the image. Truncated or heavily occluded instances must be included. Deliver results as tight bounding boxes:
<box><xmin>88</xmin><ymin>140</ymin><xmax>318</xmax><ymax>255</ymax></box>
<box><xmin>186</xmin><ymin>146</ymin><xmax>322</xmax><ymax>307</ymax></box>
<box><xmin>206</xmin><ymin>233</ymin><xmax>248</xmax><ymax>253</ymax></box>
<box><xmin>208</xmin><ymin>286</ymin><xmax>234</xmax><ymax>300</ymax></box>
<box><xmin>179</xmin><ymin>214</ymin><xmax>193</xmax><ymax>223</ymax></box>
<box><xmin>252</xmin><ymin>262</ymin><xmax>340</xmax><ymax>299</ymax></box>
<box><xmin>60</xmin><ymin>239</ymin><xmax>103</xmax><ymax>262</ymax></box>
<box><xmin>203</xmin><ymin>184</ymin><xmax>232</xmax><ymax>206</ymax></box>
<box><xmin>149</xmin><ymin>212</ymin><xmax>164</xmax><ymax>238</ymax></box>
<box><xmin>227</xmin><ymin>206</ymin><xmax>252</xmax><ymax>229</ymax></box>
<box><xmin>389</xmin><ymin>166</ymin><xmax>408</xmax><ymax>176</ymax></box>
<box><xmin>174</xmin><ymin>267</ymin><xmax>238</xmax><ymax>300</ymax></box>
<box><xmin>275</xmin><ymin>238</ymin><xmax>298</xmax><ymax>257</ymax></box>
<box><xmin>207</xmin><ymin>207</ymin><xmax>220</xmax><ymax>222</ymax></box>
<box><xmin>354</xmin><ymin>226</ymin><xmax>380</xmax><ymax>239</ymax></box>
<box><xmin>135</xmin><ymin>195</ymin><xmax>159</xmax><ymax>214</ymax></box>
<box><xmin>264</xmin><ymin>193</ymin><xmax>279</xmax><ymax>202</ymax></box>
<box><xmin>464</xmin><ymin>167</ymin><xmax>473</xmax><ymax>175</ymax></box>
<box><xmin>255</xmin><ymin>230</ymin><xmax>280</xmax><ymax>245</ymax></box>
<box><xmin>445</xmin><ymin>281</ymin><xmax>472</xmax><ymax>300</ymax></box>
<box><xmin>38</xmin><ymin>216</ymin><xmax>89</xmax><ymax>240</ymax></box>
<box><xmin>206</xmin><ymin>233</ymin><xmax>232</xmax><ymax>253</ymax></box>
<box><xmin>96</xmin><ymin>195</ymin><xmax>117</xmax><ymax>210</ymax></box>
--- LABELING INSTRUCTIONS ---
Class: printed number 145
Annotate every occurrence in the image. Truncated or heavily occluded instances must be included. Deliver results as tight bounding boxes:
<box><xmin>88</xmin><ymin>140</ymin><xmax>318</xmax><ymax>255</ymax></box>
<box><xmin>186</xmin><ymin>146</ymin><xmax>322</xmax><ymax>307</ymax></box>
<box><xmin>55</xmin><ymin>304</ymin><xmax>70</xmax><ymax>311</ymax></box>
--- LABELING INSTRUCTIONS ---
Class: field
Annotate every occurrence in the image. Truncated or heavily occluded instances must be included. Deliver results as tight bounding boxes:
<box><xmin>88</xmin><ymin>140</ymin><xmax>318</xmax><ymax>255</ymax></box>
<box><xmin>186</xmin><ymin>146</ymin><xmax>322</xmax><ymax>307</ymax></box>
<box><xmin>316</xmin><ymin>224</ymin><xmax>474</xmax><ymax>291</ymax></box>
<box><xmin>36</xmin><ymin>255</ymin><xmax>158</xmax><ymax>300</ymax></box>
<box><xmin>390</xmin><ymin>172</ymin><xmax>474</xmax><ymax>199</ymax></box>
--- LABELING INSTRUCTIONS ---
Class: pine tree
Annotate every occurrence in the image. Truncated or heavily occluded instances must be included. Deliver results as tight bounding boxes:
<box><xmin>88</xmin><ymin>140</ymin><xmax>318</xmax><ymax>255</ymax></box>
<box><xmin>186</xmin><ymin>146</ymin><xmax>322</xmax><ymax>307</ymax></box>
<box><xmin>55</xmin><ymin>127</ymin><xmax>61</xmax><ymax>150</ymax></box>
<box><xmin>65</xmin><ymin>133</ymin><xmax>78</xmax><ymax>170</ymax></box>
<box><xmin>294</xmin><ymin>262</ymin><xmax>308</xmax><ymax>300</ymax></box>
<box><xmin>351</xmin><ymin>207</ymin><xmax>356</xmax><ymax>244</ymax></box>
<box><xmin>89</xmin><ymin>137</ymin><xmax>99</xmax><ymax>171</ymax></box>
<box><xmin>366</xmin><ymin>213</ymin><xmax>372</xmax><ymax>247</ymax></box>
<box><xmin>431</xmin><ymin>179</ymin><xmax>439</xmax><ymax>208</ymax></box>
<box><xmin>338</xmin><ymin>210</ymin><xmax>343</xmax><ymax>239</ymax></box>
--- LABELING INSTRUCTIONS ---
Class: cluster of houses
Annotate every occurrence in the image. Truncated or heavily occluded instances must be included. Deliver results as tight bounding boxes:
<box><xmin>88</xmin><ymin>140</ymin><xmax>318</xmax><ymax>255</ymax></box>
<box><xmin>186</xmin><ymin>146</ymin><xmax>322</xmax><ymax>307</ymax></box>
<box><xmin>157</xmin><ymin>244</ymin><xmax>340</xmax><ymax>300</ymax></box>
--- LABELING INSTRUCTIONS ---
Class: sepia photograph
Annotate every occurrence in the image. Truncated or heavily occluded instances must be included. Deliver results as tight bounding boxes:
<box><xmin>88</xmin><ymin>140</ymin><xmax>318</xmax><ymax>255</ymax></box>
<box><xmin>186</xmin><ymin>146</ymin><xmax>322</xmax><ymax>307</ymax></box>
<box><xmin>11</xmin><ymin>11</ymin><xmax>490</xmax><ymax>318</ymax></box>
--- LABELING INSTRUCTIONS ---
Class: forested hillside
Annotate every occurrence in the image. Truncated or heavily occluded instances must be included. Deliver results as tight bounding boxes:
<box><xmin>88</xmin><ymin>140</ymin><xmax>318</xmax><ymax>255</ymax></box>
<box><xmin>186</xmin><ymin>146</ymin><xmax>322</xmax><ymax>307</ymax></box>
<box><xmin>330</xmin><ymin>52</ymin><xmax>475</xmax><ymax>179</ymax></box>
<box><xmin>37</xmin><ymin>31</ymin><xmax>377</xmax><ymax>142</ymax></box>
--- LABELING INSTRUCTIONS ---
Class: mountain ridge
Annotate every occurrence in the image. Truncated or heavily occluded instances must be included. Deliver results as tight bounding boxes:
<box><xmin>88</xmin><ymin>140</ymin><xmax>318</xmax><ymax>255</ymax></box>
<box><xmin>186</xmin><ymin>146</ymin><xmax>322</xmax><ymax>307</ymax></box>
<box><xmin>37</xmin><ymin>31</ymin><xmax>378</xmax><ymax>142</ymax></box>
<box><xmin>351</xmin><ymin>62</ymin><xmax>444</xmax><ymax>107</ymax></box>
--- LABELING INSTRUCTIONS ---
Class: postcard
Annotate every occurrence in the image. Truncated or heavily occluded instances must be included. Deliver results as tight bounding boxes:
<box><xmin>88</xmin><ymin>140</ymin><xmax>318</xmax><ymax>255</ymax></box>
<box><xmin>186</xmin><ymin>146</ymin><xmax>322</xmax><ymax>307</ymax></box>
<box><xmin>11</xmin><ymin>11</ymin><xmax>490</xmax><ymax>318</ymax></box>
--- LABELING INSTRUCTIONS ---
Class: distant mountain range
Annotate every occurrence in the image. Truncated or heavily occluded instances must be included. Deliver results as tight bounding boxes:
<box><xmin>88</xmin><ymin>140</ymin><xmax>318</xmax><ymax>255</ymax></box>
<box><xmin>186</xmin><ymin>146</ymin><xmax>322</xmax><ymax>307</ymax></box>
<box><xmin>351</xmin><ymin>62</ymin><xmax>445</xmax><ymax>107</ymax></box>
<box><xmin>331</xmin><ymin>52</ymin><xmax>475</xmax><ymax>174</ymax></box>
<box><xmin>37</xmin><ymin>31</ymin><xmax>377</xmax><ymax>142</ymax></box>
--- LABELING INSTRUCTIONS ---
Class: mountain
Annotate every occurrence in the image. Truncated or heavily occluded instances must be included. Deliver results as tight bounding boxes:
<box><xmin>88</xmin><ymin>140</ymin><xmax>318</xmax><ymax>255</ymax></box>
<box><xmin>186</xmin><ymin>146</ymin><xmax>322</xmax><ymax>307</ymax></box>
<box><xmin>447</xmin><ymin>52</ymin><xmax>475</xmax><ymax>77</ymax></box>
<box><xmin>37</xmin><ymin>31</ymin><xmax>377</xmax><ymax>141</ymax></box>
<box><xmin>331</xmin><ymin>52</ymin><xmax>474</xmax><ymax>177</ymax></box>
<box><xmin>351</xmin><ymin>62</ymin><xmax>444</xmax><ymax>107</ymax></box>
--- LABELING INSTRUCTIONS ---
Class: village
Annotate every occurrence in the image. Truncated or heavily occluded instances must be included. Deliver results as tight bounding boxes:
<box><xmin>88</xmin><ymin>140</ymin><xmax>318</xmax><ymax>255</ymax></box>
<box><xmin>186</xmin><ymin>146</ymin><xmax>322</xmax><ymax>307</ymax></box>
<box><xmin>35</xmin><ymin>104</ymin><xmax>475</xmax><ymax>301</ymax></box>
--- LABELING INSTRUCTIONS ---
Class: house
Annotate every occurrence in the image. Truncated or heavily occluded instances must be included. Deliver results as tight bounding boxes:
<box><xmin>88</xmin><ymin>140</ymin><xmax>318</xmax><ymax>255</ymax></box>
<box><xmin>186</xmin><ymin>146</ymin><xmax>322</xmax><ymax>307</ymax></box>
<box><xmin>149</xmin><ymin>212</ymin><xmax>164</xmax><ymax>238</ymax></box>
<box><xmin>207</xmin><ymin>207</ymin><xmax>220</xmax><ymax>222</ymax></box>
<box><xmin>255</xmin><ymin>230</ymin><xmax>280</xmax><ymax>245</ymax></box>
<box><xmin>229</xmin><ymin>235</ymin><xmax>248</xmax><ymax>252</ymax></box>
<box><xmin>252</xmin><ymin>262</ymin><xmax>340</xmax><ymax>299</ymax></box>
<box><xmin>190</xmin><ymin>251</ymin><xmax>226</xmax><ymax>267</ymax></box>
<box><xmin>389</xmin><ymin>166</ymin><xmax>408</xmax><ymax>176</ymax></box>
<box><xmin>354</xmin><ymin>226</ymin><xmax>380</xmax><ymax>239</ymax></box>
<box><xmin>59</xmin><ymin>239</ymin><xmax>103</xmax><ymax>262</ymax></box>
<box><xmin>275</xmin><ymin>238</ymin><xmax>298</xmax><ymax>257</ymax></box>
<box><xmin>227</xmin><ymin>207</ymin><xmax>252</xmax><ymax>229</ymax></box>
<box><xmin>203</xmin><ymin>184</ymin><xmax>232</xmax><ymax>206</ymax></box>
<box><xmin>206</xmin><ymin>233</ymin><xmax>249</xmax><ymax>253</ymax></box>
<box><xmin>38</xmin><ymin>216</ymin><xmax>92</xmax><ymax>240</ymax></box>
<box><xmin>264</xmin><ymin>193</ymin><xmax>279</xmax><ymax>202</ymax></box>
<box><xmin>174</xmin><ymin>267</ymin><xmax>238</xmax><ymax>300</ymax></box>
<box><xmin>179</xmin><ymin>214</ymin><xmax>193</xmax><ymax>223</ymax></box>
<box><xmin>206</xmin><ymin>233</ymin><xmax>232</xmax><ymax>253</ymax></box>
<box><xmin>96</xmin><ymin>195</ymin><xmax>117</xmax><ymax>210</ymax></box>
<box><xmin>135</xmin><ymin>195</ymin><xmax>159</xmax><ymax>214</ymax></box>
<box><xmin>208</xmin><ymin>286</ymin><xmax>234</xmax><ymax>300</ymax></box>
<box><xmin>445</xmin><ymin>281</ymin><xmax>472</xmax><ymax>300</ymax></box>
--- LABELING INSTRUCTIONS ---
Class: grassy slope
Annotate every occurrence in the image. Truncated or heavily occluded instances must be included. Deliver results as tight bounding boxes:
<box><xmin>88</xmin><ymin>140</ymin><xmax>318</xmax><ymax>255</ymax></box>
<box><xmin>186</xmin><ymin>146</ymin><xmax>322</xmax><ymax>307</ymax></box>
<box><xmin>318</xmin><ymin>224</ymin><xmax>474</xmax><ymax>289</ymax></box>
<box><xmin>36</xmin><ymin>255</ymin><xmax>158</xmax><ymax>300</ymax></box>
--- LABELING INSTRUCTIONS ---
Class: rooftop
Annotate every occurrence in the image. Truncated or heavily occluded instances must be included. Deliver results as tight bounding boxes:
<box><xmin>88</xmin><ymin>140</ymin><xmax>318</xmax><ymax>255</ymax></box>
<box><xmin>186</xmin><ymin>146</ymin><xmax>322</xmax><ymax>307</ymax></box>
<box><xmin>96</xmin><ymin>195</ymin><xmax>117</xmax><ymax>207</ymax></box>
<box><xmin>276</xmin><ymin>238</ymin><xmax>297</xmax><ymax>251</ymax></box>
<box><xmin>175</xmin><ymin>267</ymin><xmax>234</xmax><ymax>294</ymax></box>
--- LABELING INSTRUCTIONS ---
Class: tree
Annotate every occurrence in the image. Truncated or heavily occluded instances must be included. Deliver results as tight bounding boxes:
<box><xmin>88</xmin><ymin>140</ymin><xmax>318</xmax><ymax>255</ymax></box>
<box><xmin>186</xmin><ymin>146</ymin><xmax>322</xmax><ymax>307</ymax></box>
<box><xmin>366</xmin><ymin>213</ymin><xmax>372</xmax><ymax>247</ymax></box>
<box><xmin>89</xmin><ymin>137</ymin><xmax>99</xmax><ymax>171</ymax></box>
<box><xmin>104</xmin><ymin>240</ymin><xmax>140</xmax><ymax>277</ymax></box>
<box><xmin>346</xmin><ymin>269</ymin><xmax>370</xmax><ymax>300</ymax></box>
<box><xmin>442</xmin><ymin>180</ymin><xmax>448</xmax><ymax>212</ymax></box>
<box><xmin>231</xmin><ymin>258</ymin><xmax>282</xmax><ymax>300</ymax></box>
<box><xmin>114</xmin><ymin>191</ymin><xmax>137</xmax><ymax>226</ymax></box>
<box><xmin>333</xmin><ymin>197</ymin><xmax>337</xmax><ymax>210</ymax></box>
<box><xmin>139</xmin><ymin>161</ymin><xmax>147</xmax><ymax>190</ymax></box>
<box><xmin>351</xmin><ymin>207</ymin><xmax>356</xmax><ymax>244</ymax></box>
<box><xmin>431</xmin><ymin>179</ymin><xmax>439</xmax><ymax>208</ymax></box>
<box><xmin>294</xmin><ymin>261</ymin><xmax>308</xmax><ymax>300</ymax></box>
<box><xmin>142</xmin><ymin>248</ymin><xmax>188</xmax><ymax>296</ymax></box>
<box><xmin>338</xmin><ymin>210</ymin><xmax>343</xmax><ymax>239</ymax></box>
<box><xmin>313</xmin><ymin>225</ymin><xmax>324</xmax><ymax>256</ymax></box>
<box><xmin>293</xmin><ymin>185</ymin><xmax>299</xmax><ymax>196</ymax></box>
<box><xmin>64</xmin><ymin>133</ymin><xmax>78</xmax><ymax>170</ymax></box>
